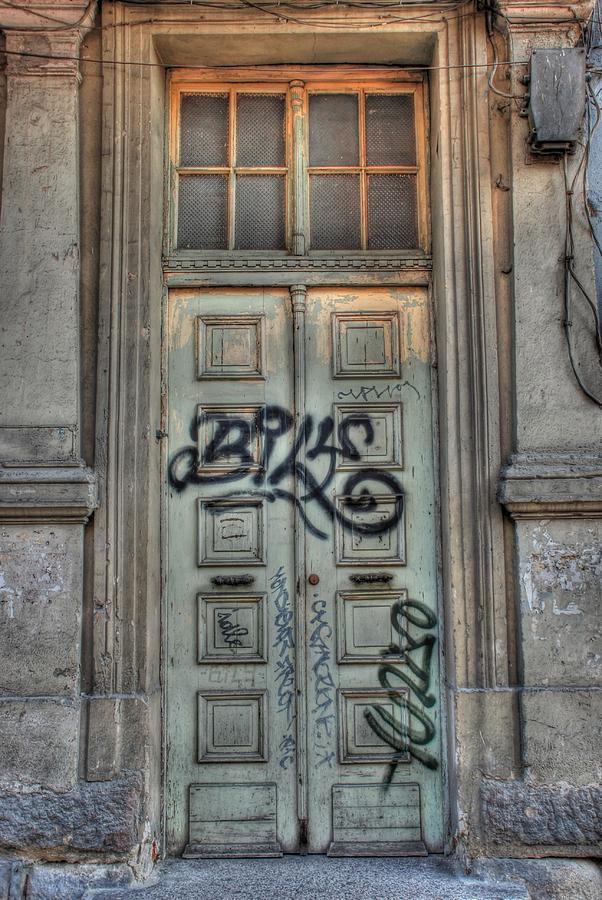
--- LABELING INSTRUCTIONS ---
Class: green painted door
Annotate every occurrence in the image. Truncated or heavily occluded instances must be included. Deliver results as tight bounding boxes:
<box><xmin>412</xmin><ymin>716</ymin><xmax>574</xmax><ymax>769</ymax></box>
<box><xmin>166</xmin><ymin>285</ymin><xmax>444</xmax><ymax>856</ymax></box>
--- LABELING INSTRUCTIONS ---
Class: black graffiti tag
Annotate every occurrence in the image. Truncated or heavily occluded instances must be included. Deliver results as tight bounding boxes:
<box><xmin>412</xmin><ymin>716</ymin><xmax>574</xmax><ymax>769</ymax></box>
<box><xmin>168</xmin><ymin>406</ymin><xmax>404</xmax><ymax>540</ymax></box>
<box><xmin>365</xmin><ymin>598</ymin><xmax>439</xmax><ymax>785</ymax></box>
<box><xmin>216</xmin><ymin>608</ymin><xmax>249</xmax><ymax>649</ymax></box>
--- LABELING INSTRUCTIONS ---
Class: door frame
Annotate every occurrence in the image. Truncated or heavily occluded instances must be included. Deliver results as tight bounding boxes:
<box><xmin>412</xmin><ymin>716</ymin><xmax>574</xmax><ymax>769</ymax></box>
<box><xmin>91</xmin><ymin>2</ymin><xmax>513</xmax><ymax>859</ymax></box>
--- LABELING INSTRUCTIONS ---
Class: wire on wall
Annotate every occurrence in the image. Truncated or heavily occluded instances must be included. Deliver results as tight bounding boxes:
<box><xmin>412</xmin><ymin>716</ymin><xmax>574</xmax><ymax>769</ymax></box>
<box><xmin>559</xmin><ymin>1</ymin><xmax>602</xmax><ymax>407</ymax></box>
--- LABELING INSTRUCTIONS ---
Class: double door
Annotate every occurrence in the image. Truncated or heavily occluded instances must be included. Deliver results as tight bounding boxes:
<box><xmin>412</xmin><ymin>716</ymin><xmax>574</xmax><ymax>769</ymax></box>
<box><xmin>165</xmin><ymin>286</ymin><xmax>443</xmax><ymax>855</ymax></box>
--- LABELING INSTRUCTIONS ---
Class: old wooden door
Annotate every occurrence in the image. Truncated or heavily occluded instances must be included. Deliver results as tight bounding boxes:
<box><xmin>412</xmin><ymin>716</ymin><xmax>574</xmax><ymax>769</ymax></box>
<box><xmin>165</xmin><ymin>284</ymin><xmax>444</xmax><ymax>856</ymax></box>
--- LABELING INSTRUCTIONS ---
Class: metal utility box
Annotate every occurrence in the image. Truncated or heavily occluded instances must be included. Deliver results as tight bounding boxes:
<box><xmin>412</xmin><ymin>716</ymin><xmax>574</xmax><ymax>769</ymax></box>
<box><xmin>528</xmin><ymin>48</ymin><xmax>586</xmax><ymax>155</ymax></box>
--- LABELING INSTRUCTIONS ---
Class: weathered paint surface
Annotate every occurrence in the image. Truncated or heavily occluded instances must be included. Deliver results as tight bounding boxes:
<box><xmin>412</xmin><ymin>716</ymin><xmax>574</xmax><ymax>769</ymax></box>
<box><xmin>165</xmin><ymin>287</ymin><xmax>443</xmax><ymax>855</ymax></box>
<box><xmin>519</xmin><ymin>521</ymin><xmax>602</xmax><ymax>686</ymax></box>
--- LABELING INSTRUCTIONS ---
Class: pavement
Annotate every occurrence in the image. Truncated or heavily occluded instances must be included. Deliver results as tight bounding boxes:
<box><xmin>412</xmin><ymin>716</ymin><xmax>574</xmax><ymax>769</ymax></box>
<box><xmin>4</xmin><ymin>855</ymin><xmax>601</xmax><ymax>899</ymax></box>
<box><xmin>90</xmin><ymin>857</ymin><xmax>528</xmax><ymax>900</ymax></box>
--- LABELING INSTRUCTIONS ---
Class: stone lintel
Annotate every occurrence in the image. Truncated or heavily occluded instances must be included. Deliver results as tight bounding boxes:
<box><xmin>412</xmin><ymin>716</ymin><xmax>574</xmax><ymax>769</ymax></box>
<box><xmin>498</xmin><ymin>453</ymin><xmax>602</xmax><ymax>518</ymax></box>
<box><xmin>0</xmin><ymin>465</ymin><xmax>97</xmax><ymax>523</ymax></box>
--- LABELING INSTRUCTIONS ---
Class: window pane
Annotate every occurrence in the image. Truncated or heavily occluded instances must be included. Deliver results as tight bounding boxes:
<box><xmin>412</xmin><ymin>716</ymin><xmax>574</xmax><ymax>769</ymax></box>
<box><xmin>237</xmin><ymin>94</ymin><xmax>285</xmax><ymax>167</ymax></box>
<box><xmin>178</xmin><ymin>175</ymin><xmax>228</xmax><ymax>249</ymax></box>
<box><xmin>180</xmin><ymin>94</ymin><xmax>229</xmax><ymax>167</ymax></box>
<box><xmin>365</xmin><ymin>94</ymin><xmax>416</xmax><ymax>166</ymax></box>
<box><xmin>310</xmin><ymin>175</ymin><xmax>360</xmax><ymax>249</ymax></box>
<box><xmin>235</xmin><ymin>175</ymin><xmax>286</xmax><ymax>250</ymax></box>
<box><xmin>367</xmin><ymin>174</ymin><xmax>418</xmax><ymax>250</ymax></box>
<box><xmin>309</xmin><ymin>94</ymin><xmax>359</xmax><ymax>166</ymax></box>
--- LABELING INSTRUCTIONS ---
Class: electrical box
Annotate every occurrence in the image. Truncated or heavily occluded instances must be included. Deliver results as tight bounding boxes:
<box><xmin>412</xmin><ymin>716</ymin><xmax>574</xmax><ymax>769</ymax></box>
<box><xmin>527</xmin><ymin>48</ymin><xmax>586</xmax><ymax>155</ymax></box>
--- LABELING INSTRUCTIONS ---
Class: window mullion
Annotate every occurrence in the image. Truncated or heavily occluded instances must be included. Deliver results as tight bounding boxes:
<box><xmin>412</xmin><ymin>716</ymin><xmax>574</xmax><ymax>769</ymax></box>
<box><xmin>228</xmin><ymin>88</ymin><xmax>236</xmax><ymax>250</ymax></box>
<box><xmin>290</xmin><ymin>79</ymin><xmax>308</xmax><ymax>256</ymax></box>
<box><xmin>359</xmin><ymin>88</ymin><xmax>367</xmax><ymax>251</ymax></box>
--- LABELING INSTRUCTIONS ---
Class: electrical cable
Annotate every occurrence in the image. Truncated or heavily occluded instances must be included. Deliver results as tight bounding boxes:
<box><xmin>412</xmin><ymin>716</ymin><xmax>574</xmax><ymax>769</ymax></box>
<box><xmin>563</xmin><ymin>148</ymin><xmax>602</xmax><ymax>407</ymax></box>
<box><xmin>0</xmin><ymin>0</ymin><xmax>594</xmax><ymax>33</ymax></box>
<box><xmin>484</xmin><ymin>6</ymin><xmax>522</xmax><ymax>101</ymax></box>
<box><xmin>583</xmin><ymin>79</ymin><xmax>602</xmax><ymax>262</ymax></box>
<box><xmin>0</xmin><ymin>43</ymin><xmax>536</xmax><ymax>71</ymax></box>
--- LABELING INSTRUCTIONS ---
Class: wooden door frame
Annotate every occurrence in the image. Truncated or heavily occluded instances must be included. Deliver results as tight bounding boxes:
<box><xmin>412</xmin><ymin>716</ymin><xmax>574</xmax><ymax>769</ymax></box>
<box><xmin>92</xmin><ymin>2</ymin><xmax>513</xmax><ymax>858</ymax></box>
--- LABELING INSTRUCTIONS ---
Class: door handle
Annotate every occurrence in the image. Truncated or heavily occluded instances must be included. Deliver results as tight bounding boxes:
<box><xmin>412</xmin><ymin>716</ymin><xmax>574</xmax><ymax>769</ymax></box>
<box><xmin>349</xmin><ymin>572</ymin><xmax>393</xmax><ymax>584</ymax></box>
<box><xmin>211</xmin><ymin>575</ymin><xmax>255</xmax><ymax>586</ymax></box>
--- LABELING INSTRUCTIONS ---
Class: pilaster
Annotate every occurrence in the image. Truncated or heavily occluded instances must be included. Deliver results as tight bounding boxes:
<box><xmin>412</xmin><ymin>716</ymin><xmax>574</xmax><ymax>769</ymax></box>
<box><xmin>0</xmin><ymin>0</ymin><xmax>99</xmax><ymax>859</ymax></box>
<box><xmin>0</xmin><ymin>1</ymin><xmax>97</xmax><ymax>520</ymax></box>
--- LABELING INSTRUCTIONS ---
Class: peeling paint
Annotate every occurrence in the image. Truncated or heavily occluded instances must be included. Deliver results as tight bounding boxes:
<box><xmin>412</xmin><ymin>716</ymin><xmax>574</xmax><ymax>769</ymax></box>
<box><xmin>0</xmin><ymin>574</ymin><xmax>16</xmax><ymax>619</ymax></box>
<box><xmin>523</xmin><ymin>525</ymin><xmax>602</xmax><ymax>616</ymax></box>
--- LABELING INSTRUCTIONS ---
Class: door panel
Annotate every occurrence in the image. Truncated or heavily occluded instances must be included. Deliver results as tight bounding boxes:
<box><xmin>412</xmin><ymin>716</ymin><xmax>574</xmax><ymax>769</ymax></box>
<box><xmin>301</xmin><ymin>288</ymin><xmax>442</xmax><ymax>854</ymax></box>
<box><xmin>165</xmin><ymin>286</ymin><xmax>443</xmax><ymax>856</ymax></box>
<box><xmin>166</xmin><ymin>289</ymin><xmax>298</xmax><ymax>856</ymax></box>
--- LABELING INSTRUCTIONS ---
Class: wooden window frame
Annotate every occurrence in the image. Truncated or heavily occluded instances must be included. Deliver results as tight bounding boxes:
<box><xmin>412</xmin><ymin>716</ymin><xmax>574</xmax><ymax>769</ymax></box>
<box><xmin>168</xmin><ymin>68</ymin><xmax>428</xmax><ymax>256</ymax></box>
<box><xmin>170</xmin><ymin>83</ymin><xmax>292</xmax><ymax>252</ymax></box>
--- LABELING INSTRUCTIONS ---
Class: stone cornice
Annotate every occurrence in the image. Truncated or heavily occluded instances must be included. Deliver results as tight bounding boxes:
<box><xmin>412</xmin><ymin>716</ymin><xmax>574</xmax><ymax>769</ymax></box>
<box><xmin>497</xmin><ymin>0</ymin><xmax>594</xmax><ymax>27</ymax></box>
<box><xmin>498</xmin><ymin>452</ymin><xmax>602</xmax><ymax>518</ymax></box>
<box><xmin>0</xmin><ymin>465</ymin><xmax>97</xmax><ymax>523</ymax></box>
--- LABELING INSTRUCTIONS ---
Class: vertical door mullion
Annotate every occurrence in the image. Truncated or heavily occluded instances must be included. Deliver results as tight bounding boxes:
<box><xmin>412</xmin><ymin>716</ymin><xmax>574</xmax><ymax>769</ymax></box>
<box><xmin>290</xmin><ymin>283</ymin><xmax>309</xmax><ymax>844</ymax></box>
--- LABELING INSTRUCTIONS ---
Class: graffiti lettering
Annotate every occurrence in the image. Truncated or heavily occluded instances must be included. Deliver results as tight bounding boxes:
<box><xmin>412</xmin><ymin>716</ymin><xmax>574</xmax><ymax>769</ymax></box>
<box><xmin>271</xmin><ymin>566</ymin><xmax>296</xmax><ymax>770</ymax></box>
<box><xmin>216</xmin><ymin>609</ymin><xmax>249</xmax><ymax>649</ymax></box>
<box><xmin>278</xmin><ymin>734</ymin><xmax>296</xmax><ymax>771</ymax></box>
<box><xmin>365</xmin><ymin>598</ymin><xmax>439</xmax><ymax>785</ymax></box>
<box><xmin>309</xmin><ymin>598</ymin><xmax>336</xmax><ymax>761</ymax></box>
<box><xmin>168</xmin><ymin>406</ymin><xmax>404</xmax><ymax>540</ymax></box>
<box><xmin>337</xmin><ymin>383</ymin><xmax>420</xmax><ymax>402</ymax></box>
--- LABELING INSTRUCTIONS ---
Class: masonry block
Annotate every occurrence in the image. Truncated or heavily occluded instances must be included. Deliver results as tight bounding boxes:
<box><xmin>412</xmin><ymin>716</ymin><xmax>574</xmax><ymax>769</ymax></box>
<box><xmin>0</xmin><ymin>525</ymin><xmax>82</xmax><ymax>696</ymax></box>
<box><xmin>522</xmin><ymin>689</ymin><xmax>602</xmax><ymax>786</ymax></box>
<box><xmin>517</xmin><ymin>520</ymin><xmax>602</xmax><ymax>686</ymax></box>
<box><xmin>481</xmin><ymin>779</ymin><xmax>602</xmax><ymax>852</ymax></box>
<box><xmin>0</xmin><ymin>699</ymin><xmax>79</xmax><ymax>792</ymax></box>
<box><xmin>0</xmin><ymin>775</ymin><xmax>143</xmax><ymax>858</ymax></box>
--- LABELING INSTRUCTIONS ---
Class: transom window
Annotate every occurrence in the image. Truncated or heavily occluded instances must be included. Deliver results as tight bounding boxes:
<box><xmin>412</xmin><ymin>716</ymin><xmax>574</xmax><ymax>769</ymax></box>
<box><xmin>170</xmin><ymin>74</ymin><xmax>426</xmax><ymax>254</ymax></box>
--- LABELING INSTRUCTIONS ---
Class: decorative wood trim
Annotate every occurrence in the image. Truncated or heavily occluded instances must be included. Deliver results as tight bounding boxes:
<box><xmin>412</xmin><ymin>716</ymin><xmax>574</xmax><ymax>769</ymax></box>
<box><xmin>164</xmin><ymin>253</ymin><xmax>432</xmax><ymax>270</ymax></box>
<box><xmin>171</xmin><ymin>66</ymin><xmax>424</xmax><ymax>85</ymax></box>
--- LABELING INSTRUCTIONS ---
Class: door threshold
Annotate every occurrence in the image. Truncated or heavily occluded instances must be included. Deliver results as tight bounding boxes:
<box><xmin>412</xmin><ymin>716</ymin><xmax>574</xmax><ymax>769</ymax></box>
<box><xmin>183</xmin><ymin>842</ymin><xmax>283</xmax><ymax>859</ymax></box>
<box><xmin>327</xmin><ymin>841</ymin><xmax>428</xmax><ymax>857</ymax></box>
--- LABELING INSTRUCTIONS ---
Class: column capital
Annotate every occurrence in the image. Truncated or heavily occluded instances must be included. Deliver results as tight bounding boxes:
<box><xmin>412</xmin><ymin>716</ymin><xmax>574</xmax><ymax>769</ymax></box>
<box><xmin>1</xmin><ymin>1</ymin><xmax>97</xmax><ymax>79</ymax></box>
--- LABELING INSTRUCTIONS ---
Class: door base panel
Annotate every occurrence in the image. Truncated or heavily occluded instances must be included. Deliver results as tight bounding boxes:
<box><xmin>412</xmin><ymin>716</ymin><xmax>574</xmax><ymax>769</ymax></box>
<box><xmin>183</xmin><ymin>842</ymin><xmax>284</xmax><ymax>859</ymax></box>
<box><xmin>327</xmin><ymin>841</ymin><xmax>428</xmax><ymax>858</ymax></box>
